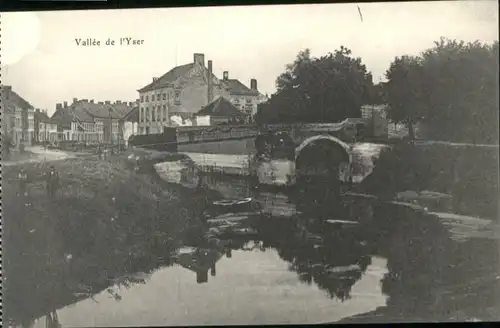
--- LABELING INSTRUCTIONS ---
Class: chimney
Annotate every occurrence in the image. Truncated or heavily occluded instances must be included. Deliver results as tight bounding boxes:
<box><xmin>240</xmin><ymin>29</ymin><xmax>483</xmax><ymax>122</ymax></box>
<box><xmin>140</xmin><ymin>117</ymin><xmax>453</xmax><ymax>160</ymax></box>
<box><xmin>129</xmin><ymin>102</ymin><xmax>134</xmax><ymax>107</ymax></box>
<box><xmin>105</xmin><ymin>100</ymin><xmax>111</xmax><ymax>104</ymax></box>
<box><xmin>207</xmin><ymin>60</ymin><xmax>214</xmax><ymax>103</ymax></box>
<box><xmin>90</xmin><ymin>99</ymin><xmax>94</xmax><ymax>104</ymax></box>
<box><xmin>223</xmin><ymin>71</ymin><xmax>229</xmax><ymax>81</ymax></box>
<box><xmin>153</xmin><ymin>77</ymin><xmax>158</xmax><ymax>82</ymax></box>
<box><xmin>98</xmin><ymin>101</ymin><xmax>104</xmax><ymax>105</ymax></box>
<box><xmin>56</xmin><ymin>103</ymin><xmax>62</xmax><ymax>111</ymax></box>
<box><xmin>36</xmin><ymin>108</ymin><xmax>41</xmax><ymax>113</ymax></box>
<box><xmin>63</xmin><ymin>101</ymin><xmax>68</xmax><ymax>108</ymax></box>
<box><xmin>116</xmin><ymin>100</ymin><xmax>121</xmax><ymax>104</ymax></box>
<box><xmin>3</xmin><ymin>85</ymin><xmax>12</xmax><ymax>99</ymax></box>
<box><xmin>73</xmin><ymin>98</ymin><xmax>78</xmax><ymax>104</ymax></box>
<box><xmin>82</xmin><ymin>99</ymin><xmax>88</xmax><ymax>103</ymax></box>
<box><xmin>196</xmin><ymin>270</ymin><xmax>208</xmax><ymax>284</ymax></box>
<box><xmin>250</xmin><ymin>78</ymin><xmax>257</xmax><ymax>91</ymax></box>
<box><xmin>193</xmin><ymin>53</ymin><xmax>205</xmax><ymax>67</ymax></box>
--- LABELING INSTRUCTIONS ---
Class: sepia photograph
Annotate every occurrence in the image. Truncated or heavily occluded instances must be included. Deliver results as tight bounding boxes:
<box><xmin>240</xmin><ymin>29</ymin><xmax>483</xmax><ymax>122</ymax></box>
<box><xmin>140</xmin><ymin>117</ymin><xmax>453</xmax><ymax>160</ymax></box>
<box><xmin>1</xmin><ymin>1</ymin><xmax>499</xmax><ymax>326</ymax></box>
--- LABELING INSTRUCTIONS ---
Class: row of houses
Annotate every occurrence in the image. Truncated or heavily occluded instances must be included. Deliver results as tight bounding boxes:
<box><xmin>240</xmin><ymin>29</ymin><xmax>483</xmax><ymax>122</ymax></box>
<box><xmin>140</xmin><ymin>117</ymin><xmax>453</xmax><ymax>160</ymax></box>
<box><xmin>2</xmin><ymin>85</ymin><xmax>139</xmax><ymax>148</ymax></box>
<box><xmin>2</xmin><ymin>52</ymin><xmax>268</xmax><ymax>145</ymax></box>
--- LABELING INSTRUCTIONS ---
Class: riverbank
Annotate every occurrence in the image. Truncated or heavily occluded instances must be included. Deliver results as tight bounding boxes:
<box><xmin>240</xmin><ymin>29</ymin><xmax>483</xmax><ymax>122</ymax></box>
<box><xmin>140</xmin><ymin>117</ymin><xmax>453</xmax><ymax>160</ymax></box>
<box><xmin>357</xmin><ymin>141</ymin><xmax>499</xmax><ymax>220</ymax></box>
<box><xmin>2</xmin><ymin>156</ymin><xmax>199</xmax><ymax>325</ymax></box>
<box><xmin>3</xmin><ymin>146</ymin><xmax>79</xmax><ymax>166</ymax></box>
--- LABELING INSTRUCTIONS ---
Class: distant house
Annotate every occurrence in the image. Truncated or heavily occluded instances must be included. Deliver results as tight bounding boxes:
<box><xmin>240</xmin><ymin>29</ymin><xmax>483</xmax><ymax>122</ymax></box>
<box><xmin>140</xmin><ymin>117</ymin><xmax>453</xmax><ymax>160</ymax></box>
<box><xmin>195</xmin><ymin>96</ymin><xmax>248</xmax><ymax>125</ymax></box>
<box><xmin>122</xmin><ymin>106</ymin><xmax>139</xmax><ymax>147</ymax></box>
<box><xmin>50</xmin><ymin>98</ymin><xmax>138</xmax><ymax>144</ymax></box>
<box><xmin>34</xmin><ymin>109</ymin><xmax>58</xmax><ymax>143</ymax></box>
<box><xmin>1</xmin><ymin>85</ymin><xmax>35</xmax><ymax>147</ymax></box>
<box><xmin>361</xmin><ymin>104</ymin><xmax>389</xmax><ymax>138</ymax></box>
<box><xmin>137</xmin><ymin>53</ymin><xmax>267</xmax><ymax>135</ymax></box>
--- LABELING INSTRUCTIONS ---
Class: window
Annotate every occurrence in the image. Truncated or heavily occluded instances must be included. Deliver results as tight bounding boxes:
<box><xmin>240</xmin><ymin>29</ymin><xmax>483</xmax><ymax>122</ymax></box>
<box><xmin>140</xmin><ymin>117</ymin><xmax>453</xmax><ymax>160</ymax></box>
<box><xmin>163</xmin><ymin>93</ymin><xmax>167</xmax><ymax>100</ymax></box>
<box><xmin>140</xmin><ymin>95</ymin><xmax>144</xmax><ymax>102</ymax></box>
<box><xmin>152</xmin><ymin>94</ymin><xmax>155</xmax><ymax>102</ymax></box>
<box><xmin>146</xmin><ymin>107</ymin><xmax>150</xmax><ymax>121</ymax></box>
<box><xmin>152</xmin><ymin>106</ymin><xmax>156</xmax><ymax>121</ymax></box>
<box><xmin>140</xmin><ymin>108</ymin><xmax>145</xmax><ymax>122</ymax></box>
<box><xmin>145</xmin><ymin>95</ymin><xmax>149</xmax><ymax>102</ymax></box>
<box><xmin>156</xmin><ymin>107</ymin><xmax>161</xmax><ymax>121</ymax></box>
<box><xmin>163</xmin><ymin>105</ymin><xmax>167</xmax><ymax>121</ymax></box>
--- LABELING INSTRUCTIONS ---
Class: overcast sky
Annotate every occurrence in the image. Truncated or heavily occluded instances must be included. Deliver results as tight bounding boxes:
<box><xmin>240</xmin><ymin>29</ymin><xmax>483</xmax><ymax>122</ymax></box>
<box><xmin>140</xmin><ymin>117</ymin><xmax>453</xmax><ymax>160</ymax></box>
<box><xmin>2</xmin><ymin>1</ymin><xmax>498</xmax><ymax>114</ymax></box>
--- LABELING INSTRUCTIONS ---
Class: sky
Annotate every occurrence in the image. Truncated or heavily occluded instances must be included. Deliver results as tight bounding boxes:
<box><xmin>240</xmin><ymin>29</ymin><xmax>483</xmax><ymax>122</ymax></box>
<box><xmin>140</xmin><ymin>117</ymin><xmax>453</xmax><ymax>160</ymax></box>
<box><xmin>1</xmin><ymin>1</ymin><xmax>498</xmax><ymax>115</ymax></box>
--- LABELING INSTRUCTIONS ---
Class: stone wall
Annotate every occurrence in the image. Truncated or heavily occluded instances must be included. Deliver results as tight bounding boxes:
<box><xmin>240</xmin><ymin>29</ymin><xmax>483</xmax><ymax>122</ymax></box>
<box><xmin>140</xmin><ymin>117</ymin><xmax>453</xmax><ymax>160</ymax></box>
<box><xmin>178</xmin><ymin>137</ymin><xmax>256</xmax><ymax>155</ymax></box>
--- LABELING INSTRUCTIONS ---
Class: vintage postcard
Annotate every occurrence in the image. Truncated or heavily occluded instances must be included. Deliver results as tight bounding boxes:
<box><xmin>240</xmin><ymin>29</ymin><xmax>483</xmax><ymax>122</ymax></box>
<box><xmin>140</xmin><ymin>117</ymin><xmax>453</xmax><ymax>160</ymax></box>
<box><xmin>1</xmin><ymin>1</ymin><xmax>499</xmax><ymax>327</ymax></box>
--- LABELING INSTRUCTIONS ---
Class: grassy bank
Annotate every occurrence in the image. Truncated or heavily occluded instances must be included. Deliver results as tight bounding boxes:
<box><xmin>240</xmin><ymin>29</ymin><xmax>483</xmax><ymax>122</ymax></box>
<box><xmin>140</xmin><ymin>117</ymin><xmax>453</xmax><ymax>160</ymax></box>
<box><xmin>358</xmin><ymin>141</ymin><xmax>499</xmax><ymax>219</ymax></box>
<box><xmin>2</xmin><ymin>156</ymin><xmax>199</xmax><ymax>324</ymax></box>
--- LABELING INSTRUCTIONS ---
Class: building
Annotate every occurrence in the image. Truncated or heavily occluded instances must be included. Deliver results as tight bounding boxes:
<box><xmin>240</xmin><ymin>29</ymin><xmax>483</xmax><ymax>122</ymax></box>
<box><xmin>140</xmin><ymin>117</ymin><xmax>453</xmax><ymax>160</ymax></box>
<box><xmin>195</xmin><ymin>96</ymin><xmax>248</xmax><ymax>125</ymax></box>
<box><xmin>50</xmin><ymin>98</ymin><xmax>138</xmax><ymax>144</ymax></box>
<box><xmin>361</xmin><ymin>104</ymin><xmax>389</xmax><ymax>138</ymax></box>
<box><xmin>137</xmin><ymin>53</ymin><xmax>268</xmax><ymax>135</ymax></box>
<box><xmin>1</xmin><ymin>85</ymin><xmax>35</xmax><ymax>148</ymax></box>
<box><xmin>122</xmin><ymin>106</ymin><xmax>139</xmax><ymax>147</ymax></box>
<box><xmin>34</xmin><ymin>109</ymin><xmax>58</xmax><ymax>143</ymax></box>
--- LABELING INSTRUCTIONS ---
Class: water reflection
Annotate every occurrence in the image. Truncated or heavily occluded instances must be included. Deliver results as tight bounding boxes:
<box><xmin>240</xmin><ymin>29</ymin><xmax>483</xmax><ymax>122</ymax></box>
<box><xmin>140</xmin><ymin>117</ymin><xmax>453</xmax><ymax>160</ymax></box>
<box><xmin>4</xmin><ymin>167</ymin><xmax>499</xmax><ymax>326</ymax></box>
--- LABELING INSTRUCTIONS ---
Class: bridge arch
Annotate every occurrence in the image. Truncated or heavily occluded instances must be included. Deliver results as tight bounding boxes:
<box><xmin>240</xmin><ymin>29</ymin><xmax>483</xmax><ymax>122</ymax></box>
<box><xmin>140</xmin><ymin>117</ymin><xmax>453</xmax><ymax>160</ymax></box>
<box><xmin>295</xmin><ymin>135</ymin><xmax>352</xmax><ymax>163</ymax></box>
<box><xmin>294</xmin><ymin>135</ymin><xmax>352</xmax><ymax>184</ymax></box>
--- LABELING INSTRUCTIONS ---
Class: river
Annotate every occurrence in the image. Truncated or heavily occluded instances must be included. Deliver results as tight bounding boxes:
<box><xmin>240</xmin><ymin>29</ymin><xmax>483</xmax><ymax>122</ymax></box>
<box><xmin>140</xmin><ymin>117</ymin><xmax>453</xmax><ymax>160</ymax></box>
<box><xmin>5</xmin><ymin>146</ymin><xmax>500</xmax><ymax>327</ymax></box>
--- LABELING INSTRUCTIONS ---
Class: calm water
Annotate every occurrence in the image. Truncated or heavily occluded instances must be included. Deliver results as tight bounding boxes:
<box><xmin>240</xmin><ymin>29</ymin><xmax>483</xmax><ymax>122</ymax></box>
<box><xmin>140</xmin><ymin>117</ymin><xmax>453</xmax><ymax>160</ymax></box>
<box><xmin>5</xmin><ymin>154</ymin><xmax>500</xmax><ymax>327</ymax></box>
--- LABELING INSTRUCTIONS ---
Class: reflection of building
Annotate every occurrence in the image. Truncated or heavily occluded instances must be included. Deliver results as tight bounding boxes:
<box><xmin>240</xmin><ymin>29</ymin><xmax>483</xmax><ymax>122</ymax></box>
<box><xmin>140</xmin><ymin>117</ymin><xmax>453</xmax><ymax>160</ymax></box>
<box><xmin>1</xmin><ymin>85</ymin><xmax>35</xmax><ymax>147</ymax></box>
<box><xmin>34</xmin><ymin>109</ymin><xmax>59</xmax><ymax>143</ymax></box>
<box><xmin>174</xmin><ymin>248</ymin><xmax>224</xmax><ymax>284</ymax></box>
<box><xmin>137</xmin><ymin>53</ymin><xmax>267</xmax><ymax>134</ymax></box>
<box><xmin>50</xmin><ymin>98</ymin><xmax>138</xmax><ymax>143</ymax></box>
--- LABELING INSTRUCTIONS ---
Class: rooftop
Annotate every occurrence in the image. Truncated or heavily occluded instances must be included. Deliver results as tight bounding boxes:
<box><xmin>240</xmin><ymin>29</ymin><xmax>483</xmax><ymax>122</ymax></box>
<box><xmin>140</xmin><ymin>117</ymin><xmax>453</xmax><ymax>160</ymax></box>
<box><xmin>51</xmin><ymin>100</ymin><xmax>137</xmax><ymax>128</ymax></box>
<box><xmin>196</xmin><ymin>96</ymin><xmax>247</xmax><ymax>117</ymax></box>
<box><xmin>1</xmin><ymin>85</ymin><xmax>34</xmax><ymax>114</ymax></box>
<box><xmin>138</xmin><ymin>54</ymin><xmax>262</xmax><ymax>97</ymax></box>
<box><xmin>138</xmin><ymin>63</ymin><xmax>194</xmax><ymax>92</ymax></box>
<box><xmin>224</xmin><ymin>79</ymin><xmax>260</xmax><ymax>96</ymax></box>
<box><xmin>34</xmin><ymin>109</ymin><xmax>52</xmax><ymax>123</ymax></box>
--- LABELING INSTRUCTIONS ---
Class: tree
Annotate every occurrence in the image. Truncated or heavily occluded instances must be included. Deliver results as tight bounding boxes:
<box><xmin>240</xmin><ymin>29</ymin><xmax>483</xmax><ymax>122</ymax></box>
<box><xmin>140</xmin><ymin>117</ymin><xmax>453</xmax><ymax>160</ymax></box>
<box><xmin>385</xmin><ymin>55</ymin><xmax>426</xmax><ymax>140</ymax></box>
<box><xmin>258</xmin><ymin>47</ymin><xmax>374</xmax><ymax>124</ymax></box>
<box><xmin>385</xmin><ymin>37</ymin><xmax>499</xmax><ymax>144</ymax></box>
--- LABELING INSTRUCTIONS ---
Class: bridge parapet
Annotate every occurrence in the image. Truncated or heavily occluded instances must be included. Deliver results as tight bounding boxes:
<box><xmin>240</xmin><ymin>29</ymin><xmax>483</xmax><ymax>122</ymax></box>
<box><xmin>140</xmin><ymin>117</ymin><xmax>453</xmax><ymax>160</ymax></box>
<box><xmin>262</xmin><ymin>118</ymin><xmax>366</xmax><ymax>146</ymax></box>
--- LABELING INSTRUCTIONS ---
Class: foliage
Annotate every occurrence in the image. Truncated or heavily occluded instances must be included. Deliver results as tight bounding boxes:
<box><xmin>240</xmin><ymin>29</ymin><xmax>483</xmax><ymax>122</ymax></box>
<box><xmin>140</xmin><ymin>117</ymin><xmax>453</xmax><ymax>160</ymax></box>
<box><xmin>357</xmin><ymin>142</ymin><xmax>499</xmax><ymax>219</ymax></box>
<box><xmin>257</xmin><ymin>47</ymin><xmax>374</xmax><ymax>124</ymax></box>
<box><xmin>385</xmin><ymin>37</ymin><xmax>499</xmax><ymax>143</ymax></box>
<box><xmin>2</xmin><ymin>157</ymin><xmax>194</xmax><ymax>323</ymax></box>
<box><xmin>385</xmin><ymin>56</ymin><xmax>426</xmax><ymax>139</ymax></box>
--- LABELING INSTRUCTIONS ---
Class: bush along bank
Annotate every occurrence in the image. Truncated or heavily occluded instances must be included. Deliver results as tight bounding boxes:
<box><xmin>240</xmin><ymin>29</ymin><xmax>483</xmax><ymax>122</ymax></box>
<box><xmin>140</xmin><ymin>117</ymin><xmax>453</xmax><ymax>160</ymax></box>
<box><xmin>2</xmin><ymin>156</ymin><xmax>201</xmax><ymax>324</ymax></box>
<box><xmin>357</xmin><ymin>141</ymin><xmax>499</xmax><ymax>220</ymax></box>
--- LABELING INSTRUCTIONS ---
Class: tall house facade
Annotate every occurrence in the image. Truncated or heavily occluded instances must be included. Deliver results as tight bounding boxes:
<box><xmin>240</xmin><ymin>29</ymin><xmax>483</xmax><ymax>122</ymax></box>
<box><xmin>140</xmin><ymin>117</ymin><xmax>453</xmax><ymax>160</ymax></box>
<box><xmin>137</xmin><ymin>53</ymin><xmax>267</xmax><ymax>135</ymax></box>
<box><xmin>1</xmin><ymin>85</ymin><xmax>35</xmax><ymax>147</ymax></box>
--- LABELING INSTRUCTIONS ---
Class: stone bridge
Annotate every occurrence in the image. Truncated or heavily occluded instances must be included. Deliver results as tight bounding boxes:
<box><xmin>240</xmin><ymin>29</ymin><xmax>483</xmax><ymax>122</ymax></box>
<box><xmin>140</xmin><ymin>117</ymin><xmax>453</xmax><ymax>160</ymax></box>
<box><xmin>176</xmin><ymin>118</ymin><xmax>366</xmax><ymax>168</ymax></box>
